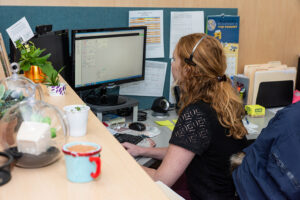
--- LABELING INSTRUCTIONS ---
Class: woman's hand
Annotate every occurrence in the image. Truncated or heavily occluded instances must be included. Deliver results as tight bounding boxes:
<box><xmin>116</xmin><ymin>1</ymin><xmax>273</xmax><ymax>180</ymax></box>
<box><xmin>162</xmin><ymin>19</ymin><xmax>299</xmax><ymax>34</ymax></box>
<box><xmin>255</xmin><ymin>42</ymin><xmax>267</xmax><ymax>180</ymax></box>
<box><xmin>122</xmin><ymin>142</ymin><xmax>143</xmax><ymax>157</ymax></box>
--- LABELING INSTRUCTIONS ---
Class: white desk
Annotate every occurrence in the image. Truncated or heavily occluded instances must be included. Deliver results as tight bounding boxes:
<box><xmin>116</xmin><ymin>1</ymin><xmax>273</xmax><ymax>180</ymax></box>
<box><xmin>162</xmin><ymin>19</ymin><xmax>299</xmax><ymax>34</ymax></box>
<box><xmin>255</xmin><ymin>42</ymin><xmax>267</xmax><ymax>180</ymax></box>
<box><xmin>245</xmin><ymin>109</ymin><xmax>276</xmax><ymax>140</ymax></box>
<box><xmin>135</xmin><ymin>108</ymin><xmax>276</xmax><ymax>166</ymax></box>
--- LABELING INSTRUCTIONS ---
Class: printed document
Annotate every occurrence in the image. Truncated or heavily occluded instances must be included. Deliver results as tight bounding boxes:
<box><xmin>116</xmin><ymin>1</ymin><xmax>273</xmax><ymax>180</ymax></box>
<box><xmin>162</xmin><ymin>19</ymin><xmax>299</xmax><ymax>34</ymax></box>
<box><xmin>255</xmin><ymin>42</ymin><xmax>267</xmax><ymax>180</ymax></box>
<box><xmin>169</xmin><ymin>11</ymin><xmax>204</xmax><ymax>58</ymax></box>
<box><xmin>6</xmin><ymin>17</ymin><xmax>34</xmax><ymax>46</ymax></box>
<box><xmin>129</xmin><ymin>10</ymin><xmax>164</xmax><ymax>58</ymax></box>
<box><xmin>169</xmin><ymin>71</ymin><xmax>176</xmax><ymax>104</ymax></box>
<box><xmin>119</xmin><ymin>61</ymin><xmax>167</xmax><ymax>96</ymax></box>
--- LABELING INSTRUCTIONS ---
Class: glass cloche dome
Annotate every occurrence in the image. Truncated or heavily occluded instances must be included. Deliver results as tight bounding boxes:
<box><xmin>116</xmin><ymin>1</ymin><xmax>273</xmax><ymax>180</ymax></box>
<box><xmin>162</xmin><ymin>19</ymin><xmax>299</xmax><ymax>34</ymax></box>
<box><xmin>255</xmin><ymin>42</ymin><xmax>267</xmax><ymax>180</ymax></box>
<box><xmin>0</xmin><ymin>99</ymin><xmax>69</xmax><ymax>168</ymax></box>
<box><xmin>0</xmin><ymin>63</ymin><xmax>43</xmax><ymax>119</ymax></box>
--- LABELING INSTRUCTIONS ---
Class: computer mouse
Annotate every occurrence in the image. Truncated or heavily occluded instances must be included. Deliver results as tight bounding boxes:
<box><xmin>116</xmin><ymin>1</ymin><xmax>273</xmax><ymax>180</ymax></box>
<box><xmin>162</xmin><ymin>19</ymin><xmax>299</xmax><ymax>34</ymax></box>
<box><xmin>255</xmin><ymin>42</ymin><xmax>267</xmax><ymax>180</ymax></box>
<box><xmin>129</xmin><ymin>122</ymin><xmax>146</xmax><ymax>132</ymax></box>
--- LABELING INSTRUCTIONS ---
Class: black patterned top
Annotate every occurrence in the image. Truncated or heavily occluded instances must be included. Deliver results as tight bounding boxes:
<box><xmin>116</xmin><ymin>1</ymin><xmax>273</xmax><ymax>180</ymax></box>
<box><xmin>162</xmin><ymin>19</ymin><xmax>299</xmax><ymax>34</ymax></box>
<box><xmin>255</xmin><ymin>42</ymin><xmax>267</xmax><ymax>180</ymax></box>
<box><xmin>169</xmin><ymin>101</ymin><xmax>247</xmax><ymax>200</ymax></box>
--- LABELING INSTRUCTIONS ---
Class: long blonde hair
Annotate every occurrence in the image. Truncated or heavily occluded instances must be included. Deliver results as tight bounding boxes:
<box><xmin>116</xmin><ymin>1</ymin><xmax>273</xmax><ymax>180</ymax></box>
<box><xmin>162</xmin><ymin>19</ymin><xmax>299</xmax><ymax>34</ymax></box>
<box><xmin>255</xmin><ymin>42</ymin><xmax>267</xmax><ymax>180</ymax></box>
<box><xmin>176</xmin><ymin>33</ymin><xmax>247</xmax><ymax>139</ymax></box>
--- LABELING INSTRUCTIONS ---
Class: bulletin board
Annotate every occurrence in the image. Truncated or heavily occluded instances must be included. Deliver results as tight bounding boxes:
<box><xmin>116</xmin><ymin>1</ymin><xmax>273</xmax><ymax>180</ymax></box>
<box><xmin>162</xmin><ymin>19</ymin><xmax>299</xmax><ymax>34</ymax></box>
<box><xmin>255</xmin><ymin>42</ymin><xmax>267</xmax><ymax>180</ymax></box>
<box><xmin>0</xmin><ymin>6</ymin><xmax>237</xmax><ymax>109</ymax></box>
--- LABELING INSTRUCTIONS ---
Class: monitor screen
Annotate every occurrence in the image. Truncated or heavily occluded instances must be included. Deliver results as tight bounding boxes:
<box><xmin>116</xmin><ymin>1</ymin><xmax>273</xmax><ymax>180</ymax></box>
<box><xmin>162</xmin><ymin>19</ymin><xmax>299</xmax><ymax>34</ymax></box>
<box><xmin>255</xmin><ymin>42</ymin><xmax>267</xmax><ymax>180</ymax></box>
<box><xmin>9</xmin><ymin>30</ymin><xmax>71</xmax><ymax>83</ymax></box>
<box><xmin>71</xmin><ymin>26</ymin><xmax>146</xmax><ymax>91</ymax></box>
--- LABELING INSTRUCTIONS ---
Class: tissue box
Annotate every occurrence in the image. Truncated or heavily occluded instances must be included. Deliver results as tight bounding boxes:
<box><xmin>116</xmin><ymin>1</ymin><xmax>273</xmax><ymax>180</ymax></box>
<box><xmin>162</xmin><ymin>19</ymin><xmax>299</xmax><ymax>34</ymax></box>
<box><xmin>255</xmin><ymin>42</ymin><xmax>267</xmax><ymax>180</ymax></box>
<box><xmin>245</xmin><ymin>105</ymin><xmax>265</xmax><ymax>117</ymax></box>
<box><xmin>17</xmin><ymin>121</ymin><xmax>51</xmax><ymax>155</ymax></box>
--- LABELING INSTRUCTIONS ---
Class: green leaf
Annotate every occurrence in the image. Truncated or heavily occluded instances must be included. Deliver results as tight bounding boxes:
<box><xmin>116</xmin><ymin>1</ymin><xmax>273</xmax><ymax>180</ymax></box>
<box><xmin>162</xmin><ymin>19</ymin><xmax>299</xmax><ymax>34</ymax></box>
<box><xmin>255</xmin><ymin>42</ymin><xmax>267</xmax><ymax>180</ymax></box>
<box><xmin>21</xmin><ymin>49</ymin><xmax>27</xmax><ymax>55</ymax></box>
<box><xmin>2</xmin><ymin>90</ymin><xmax>13</xmax><ymax>100</ymax></box>
<box><xmin>41</xmin><ymin>116</ymin><xmax>51</xmax><ymax>125</ymax></box>
<box><xmin>28</xmin><ymin>41</ymin><xmax>35</xmax><ymax>46</ymax></box>
<box><xmin>50</xmin><ymin>128</ymin><xmax>57</xmax><ymax>138</ymax></box>
<box><xmin>35</xmin><ymin>53</ymin><xmax>51</xmax><ymax>63</ymax></box>
<box><xmin>75</xmin><ymin>106</ymin><xmax>81</xmax><ymax>111</ymax></box>
<box><xmin>20</xmin><ymin>62</ymin><xmax>31</xmax><ymax>71</ymax></box>
<box><xmin>19</xmin><ymin>60</ymin><xmax>25</xmax><ymax>66</ymax></box>
<box><xmin>43</xmin><ymin>67</ymin><xmax>61</xmax><ymax>86</ymax></box>
<box><xmin>31</xmin><ymin>48</ymin><xmax>45</xmax><ymax>58</ymax></box>
<box><xmin>0</xmin><ymin>84</ymin><xmax>5</xmax><ymax>99</ymax></box>
<box><xmin>40</xmin><ymin>61</ymin><xmax>55</xmax><ymax>77</ymax></box>
<box><xmin>58</xmin><ymin>66</ymin><xmax>64</xmax><ymax>74</ymax></box>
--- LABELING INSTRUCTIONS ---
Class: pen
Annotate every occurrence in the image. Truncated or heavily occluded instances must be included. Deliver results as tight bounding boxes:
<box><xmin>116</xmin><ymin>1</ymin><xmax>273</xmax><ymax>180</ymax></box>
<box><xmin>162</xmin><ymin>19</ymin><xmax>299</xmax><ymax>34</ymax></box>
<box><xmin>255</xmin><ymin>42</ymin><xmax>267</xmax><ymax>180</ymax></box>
<box><xmin>245</xmin><ymin>117</ymin><xmax>249</xmax><ymax>125</ymax></box>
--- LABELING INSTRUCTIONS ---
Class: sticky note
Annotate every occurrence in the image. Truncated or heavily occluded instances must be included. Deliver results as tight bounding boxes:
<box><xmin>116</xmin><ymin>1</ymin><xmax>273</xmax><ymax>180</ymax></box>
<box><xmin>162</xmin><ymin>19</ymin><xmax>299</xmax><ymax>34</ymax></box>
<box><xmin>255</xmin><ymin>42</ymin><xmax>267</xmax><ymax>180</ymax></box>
<box><xmin>155</xmin><ymin>120</ymin><xmax>174</xmax><ymax>126</ymax></box>
<box><xmin>172</xmin><ymin>119</ymin><xmax>177</xmax><ymax>124</ymax></box>
<box><xmin>155</xmin><ymin>120</ymin><xmax>175</xmax><ymax>131</ymax></box>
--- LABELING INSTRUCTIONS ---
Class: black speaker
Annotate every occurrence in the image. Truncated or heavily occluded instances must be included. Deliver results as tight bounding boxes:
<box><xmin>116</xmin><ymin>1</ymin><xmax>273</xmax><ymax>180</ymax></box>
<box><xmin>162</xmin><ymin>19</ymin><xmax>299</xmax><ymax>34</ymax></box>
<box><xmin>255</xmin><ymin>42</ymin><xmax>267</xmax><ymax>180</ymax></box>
<box><xmin>151</xmin><ymin>97</ymin><xmax>170</xmax><ymax>113</ymax></box>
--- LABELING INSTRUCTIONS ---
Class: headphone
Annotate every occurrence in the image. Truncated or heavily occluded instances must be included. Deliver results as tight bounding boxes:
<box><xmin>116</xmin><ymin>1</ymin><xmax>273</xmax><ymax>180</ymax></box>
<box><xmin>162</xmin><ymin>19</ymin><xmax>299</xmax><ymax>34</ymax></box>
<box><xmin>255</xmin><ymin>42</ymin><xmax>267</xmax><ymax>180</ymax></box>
<box><xmin>184</xmin><ymin>35</ymin><xmax>207</xmax><ymax>66</ymax></box>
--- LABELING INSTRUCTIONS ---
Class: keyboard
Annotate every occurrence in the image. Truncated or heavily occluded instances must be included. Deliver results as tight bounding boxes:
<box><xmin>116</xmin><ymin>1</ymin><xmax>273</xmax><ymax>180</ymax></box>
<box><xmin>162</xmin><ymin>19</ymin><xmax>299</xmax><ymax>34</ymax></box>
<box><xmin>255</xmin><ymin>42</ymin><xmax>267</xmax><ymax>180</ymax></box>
<box><xmin>114</xmin><ymin>133</ymin><xmax>144</xmax><ymax>144</ymax></box>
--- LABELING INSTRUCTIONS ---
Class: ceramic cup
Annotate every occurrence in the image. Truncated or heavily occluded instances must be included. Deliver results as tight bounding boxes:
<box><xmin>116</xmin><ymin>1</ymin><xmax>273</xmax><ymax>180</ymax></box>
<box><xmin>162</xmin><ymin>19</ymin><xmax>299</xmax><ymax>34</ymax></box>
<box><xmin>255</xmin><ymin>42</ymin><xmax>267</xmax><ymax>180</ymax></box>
<box><xmin>62</xmin><ymin>141</ymin><xmax>101</xmax><ymax>183</ymax></box>
<box><xmin>63</xmin><ymin>105</ymin><xmax>90</xmax><ymax>137</ymax></box>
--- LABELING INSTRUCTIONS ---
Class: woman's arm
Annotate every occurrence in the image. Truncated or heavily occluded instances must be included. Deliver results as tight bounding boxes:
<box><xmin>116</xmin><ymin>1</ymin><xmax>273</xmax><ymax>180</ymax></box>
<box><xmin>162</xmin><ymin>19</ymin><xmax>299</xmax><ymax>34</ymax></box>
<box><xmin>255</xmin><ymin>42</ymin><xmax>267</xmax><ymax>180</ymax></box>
<box><xmin>143</xmin><ymin>144</ymin><xmax>195</xmax><ymax>187</ymax></box>
<box><xmin>122</xmin><ymin>142</ymin><xmax>168</xmax><ymax>160</ymax></box>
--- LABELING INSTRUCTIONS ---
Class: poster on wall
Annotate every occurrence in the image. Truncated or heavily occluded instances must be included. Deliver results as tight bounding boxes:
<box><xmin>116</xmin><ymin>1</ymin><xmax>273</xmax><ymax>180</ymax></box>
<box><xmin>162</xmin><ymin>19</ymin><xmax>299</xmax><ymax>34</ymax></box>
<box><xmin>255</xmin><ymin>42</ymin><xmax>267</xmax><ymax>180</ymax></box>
<box><xmin>206</xmin><ymin>15</ymin><xmax>240</xmax><ymax>77</ymax></box>
<box><xmin>129</xmin><ymin>10</ymin><xmax>164</xmax><ymax>58</ymax></box>
<box><xmin>119</xmin><ymin>60</ymin><xmax>167</xmax><ymax>97</ymax></box>
<box><xmin>169</xmin><ymin>11</ymin><xmax>204</xmax><ymax>58</ymax></box>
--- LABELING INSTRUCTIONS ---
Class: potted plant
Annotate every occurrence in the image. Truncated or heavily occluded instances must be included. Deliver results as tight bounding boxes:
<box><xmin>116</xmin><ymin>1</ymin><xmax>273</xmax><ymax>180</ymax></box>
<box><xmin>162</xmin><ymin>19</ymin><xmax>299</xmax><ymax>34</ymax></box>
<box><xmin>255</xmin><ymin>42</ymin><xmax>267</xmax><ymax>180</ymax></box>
<box><xmin>15</xmin><ymin>40</ymin><xmax>54</xmax><ymax>83</ymax></box>
<box><xmin>63</xmin><ymin>105</ymin><xmax>90</xmax><ymax>137</ymax></box>
<box><xmin>44</xmin><ymin>67</ymin><xmax>66</xmax><ymax>96</ymax></box>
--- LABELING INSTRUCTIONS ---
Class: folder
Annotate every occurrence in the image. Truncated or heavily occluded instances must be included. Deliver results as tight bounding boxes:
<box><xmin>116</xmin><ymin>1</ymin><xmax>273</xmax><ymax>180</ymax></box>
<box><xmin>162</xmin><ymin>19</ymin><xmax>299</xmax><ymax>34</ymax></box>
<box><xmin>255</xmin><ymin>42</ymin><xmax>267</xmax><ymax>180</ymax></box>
<box><xmin>244</xmin><ymin>62</ymin><xmax>287</xmax><ymax>104</ymax></box>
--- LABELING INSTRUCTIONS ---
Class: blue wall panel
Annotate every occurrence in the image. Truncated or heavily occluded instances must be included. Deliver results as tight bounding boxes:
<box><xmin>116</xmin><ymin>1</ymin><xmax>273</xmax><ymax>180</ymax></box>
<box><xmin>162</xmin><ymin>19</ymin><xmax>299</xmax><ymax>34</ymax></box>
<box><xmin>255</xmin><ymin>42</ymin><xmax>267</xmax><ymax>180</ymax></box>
<box><xmin>0</xmin><ymin>6</ymin><xmax>237</xmax><ymax>109</ymax></box>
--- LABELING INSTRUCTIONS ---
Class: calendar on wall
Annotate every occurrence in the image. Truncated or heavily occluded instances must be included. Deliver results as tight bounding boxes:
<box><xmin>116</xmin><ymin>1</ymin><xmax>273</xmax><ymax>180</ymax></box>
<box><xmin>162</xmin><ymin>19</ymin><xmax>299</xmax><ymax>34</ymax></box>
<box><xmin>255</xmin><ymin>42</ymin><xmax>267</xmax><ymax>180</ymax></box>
<box><xmin>206</xmin><ymin>15</ymin><xmax>240</xmax><ymax>77</ymax></box>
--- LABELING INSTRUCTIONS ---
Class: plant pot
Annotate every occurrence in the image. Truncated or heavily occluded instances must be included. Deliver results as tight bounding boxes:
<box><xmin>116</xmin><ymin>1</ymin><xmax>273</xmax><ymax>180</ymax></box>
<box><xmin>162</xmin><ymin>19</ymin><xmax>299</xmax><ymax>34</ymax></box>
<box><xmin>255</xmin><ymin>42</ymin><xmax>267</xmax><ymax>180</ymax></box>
<box><xmin>47</xmin><ymin>83</ymin><xmax>66</xmax><ymax>96</ymax></box>
<box><xmin>63</xmin><ymin>105</ymin><xmax>90</xmax><ymax>137</ymax></box>
<box><xmin>24</xmin><ymin>65</ymin><xmax>45</xmax><ymax>83</ymax></box>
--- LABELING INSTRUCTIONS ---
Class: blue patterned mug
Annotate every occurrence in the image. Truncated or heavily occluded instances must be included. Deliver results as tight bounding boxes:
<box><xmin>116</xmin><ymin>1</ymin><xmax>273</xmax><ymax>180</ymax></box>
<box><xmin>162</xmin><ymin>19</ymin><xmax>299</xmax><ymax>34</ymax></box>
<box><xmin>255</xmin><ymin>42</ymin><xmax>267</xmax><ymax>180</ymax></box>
<box><xmin>62</xmin><ymin>142</ymin><xmax>101</xmax><ymax>183</ymax></box>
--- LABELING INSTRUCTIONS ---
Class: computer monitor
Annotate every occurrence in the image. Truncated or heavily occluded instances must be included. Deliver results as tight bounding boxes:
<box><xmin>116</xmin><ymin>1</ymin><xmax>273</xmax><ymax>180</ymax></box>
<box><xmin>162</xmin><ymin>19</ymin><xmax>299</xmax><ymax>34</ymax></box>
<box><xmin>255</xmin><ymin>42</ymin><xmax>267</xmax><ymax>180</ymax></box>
<box><xmin>9</xmin><ymin>29</ymin><xmax>71</xmax><ymax>83</ymax></box>
<box><xmin>71</xmin><ymin>26</ymin><xmax>146</xmax><ymax>105</ymax></box>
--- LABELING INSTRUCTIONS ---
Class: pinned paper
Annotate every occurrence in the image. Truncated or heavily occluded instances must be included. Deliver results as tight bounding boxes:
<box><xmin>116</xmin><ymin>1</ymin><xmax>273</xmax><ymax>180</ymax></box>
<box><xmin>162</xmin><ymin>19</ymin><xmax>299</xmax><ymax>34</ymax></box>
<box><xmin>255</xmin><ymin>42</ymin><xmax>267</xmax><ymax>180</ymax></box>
<box><xmin>169</xmin><ymin>11</ymin><xmax>204</xmax><ymax>58</ymax></box>
<box><xmin>119</xmin><ymin>61</ymin><xmax>167</xmax><ymax>97</ymax></box>
<box><xmin>6</xmin><ymin>17</ymin><xmax>34</xmax><ymax>46</ymax></box>
<box><xmin>129</xmin><ymin>10</ymin><xmax>164</xmax><ymax>58</ymax></box>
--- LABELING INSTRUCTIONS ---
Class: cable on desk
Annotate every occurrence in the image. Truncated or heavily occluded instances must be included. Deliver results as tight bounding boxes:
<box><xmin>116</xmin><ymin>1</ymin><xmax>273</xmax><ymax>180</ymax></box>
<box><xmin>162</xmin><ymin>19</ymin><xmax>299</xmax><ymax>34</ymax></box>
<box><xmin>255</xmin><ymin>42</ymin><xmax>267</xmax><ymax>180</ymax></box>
<box><xmin>116</xmin><ymin>107</ymin><xmax>133</xmax><ymax>116</ymax></box>
<box><xmin>138</xmin><ymin>111</ymin><xmax>147</xmax><ymax>121</ymax></box>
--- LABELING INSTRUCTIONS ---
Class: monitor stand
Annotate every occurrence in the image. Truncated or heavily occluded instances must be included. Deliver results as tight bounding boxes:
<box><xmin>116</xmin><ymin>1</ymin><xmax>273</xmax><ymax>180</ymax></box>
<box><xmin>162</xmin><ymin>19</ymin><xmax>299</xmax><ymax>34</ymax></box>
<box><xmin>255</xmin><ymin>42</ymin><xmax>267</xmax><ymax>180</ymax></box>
<box><xmin>84</xmin><ymin>95</ymin><xmax>139</xmax><ymax>122</ymax></box>
<box><xmin>84</xmin><ymin>86</ymin><xmax>126</xmax><ymax>106</ymax></box>
<box><xmin>82</xmin><ymin>86</ymin><xmax>139</xmax><ymax>122</ymax></box>
<box><xmin>96</xmin><ymin>94</ymin><xmax>127</xmax><ymax>106</ymax></box>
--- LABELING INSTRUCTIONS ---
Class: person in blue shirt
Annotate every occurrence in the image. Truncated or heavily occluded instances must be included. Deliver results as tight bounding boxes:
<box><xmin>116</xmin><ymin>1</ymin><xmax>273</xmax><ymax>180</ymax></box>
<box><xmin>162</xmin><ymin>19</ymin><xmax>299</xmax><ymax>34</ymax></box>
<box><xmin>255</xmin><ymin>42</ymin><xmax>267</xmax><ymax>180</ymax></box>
<box><xmin>232</xmin><ymin>101</ymin><xmax>300</xmax><ymax>199</ymax></box>
<box><xmin>123</xmin><ymin>33</ymin><xmax>248</xmax><ymax>199</ymax></box>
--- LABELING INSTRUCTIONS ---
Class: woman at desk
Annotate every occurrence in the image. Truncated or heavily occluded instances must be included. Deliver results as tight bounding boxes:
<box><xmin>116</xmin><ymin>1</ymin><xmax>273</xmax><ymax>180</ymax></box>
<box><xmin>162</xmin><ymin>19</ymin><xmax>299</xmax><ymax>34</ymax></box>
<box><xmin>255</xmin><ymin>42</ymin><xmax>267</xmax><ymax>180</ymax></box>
<box><xmin>123</xmin><ymin>33</ymin><xmax>248</xmax><ymax>200</ymax></box>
